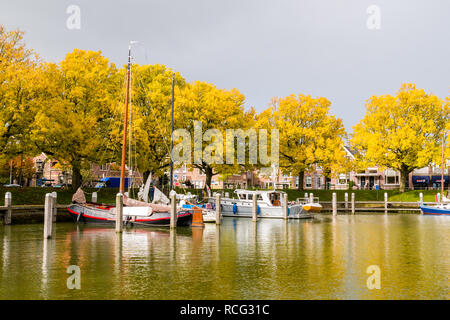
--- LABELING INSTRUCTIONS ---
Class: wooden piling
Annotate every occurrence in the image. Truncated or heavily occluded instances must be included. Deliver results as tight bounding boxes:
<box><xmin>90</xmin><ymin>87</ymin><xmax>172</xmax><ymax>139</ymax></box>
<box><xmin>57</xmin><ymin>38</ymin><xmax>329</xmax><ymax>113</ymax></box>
<box><xmin>351</xmin><ymin>193</ymin><xmax>355</xmax><ymax>214</ymax></box>
<box><xmin>345</xmin><ymin>193</ymin><xmax>348</xmax><ymax>211</ymax></box>
<box><xmin>309</xmin><ymin>193</ymin><xmax>314</xmax><ymax>204</ymax></box>
<box><xmin>304</xmin><ymin>193</ymin><xmax>308</xmax><ymax>201</ymax></box>
<box><xmin>384</xmin><ymin>192</ymin><xmax>388</xmax><ymax>214</ymax></box>
<box><xmin>4</xmin><ymin>192</ymin><xmax>12</xmax><ymax>225</ymax></box>
<box><xmin>92</xmin><ymin>192</ymin><xmax>98</xmax><ymax>203</ymax></box>
<box><xmin>115</xmin><ymin>193</ymin><xmax>123</xmax><ymax>233</ymax></box>
<box><xmin>283</xmin><ymin>193</ymin><xmax>288</xmax><ymax>220</ymax></box>
<box><xmin>419</xmin><ymin>193</ymin><xmax>423</xmax><ymax>214</ymax></box>
<box><xmin>252</xmin><ymin>194</ymin><xmax>257</xmax><ymax>222</ymax></box>
<box><xmin>44</xmin><ymin>193</ymin><xmax>53</xmax><ymax>239</ymax></box>
<box><xmin>332</xmin><ymin>192</ymin><xmax>337</xmax><ymax>216</ymax></box>
<box><xmin>51</xmin><ymin>192</ymin><xmax>57</xmax><ymax>222</ymax></box>
<box><xmin>215</xmin><ymin>193</ymin><xmax>221</xmax><ymax>225</ymax></box>
<box><xmin>170</xmin><ymin>193</ymin><xmax>177</xmax><ymax>229</ymax></box>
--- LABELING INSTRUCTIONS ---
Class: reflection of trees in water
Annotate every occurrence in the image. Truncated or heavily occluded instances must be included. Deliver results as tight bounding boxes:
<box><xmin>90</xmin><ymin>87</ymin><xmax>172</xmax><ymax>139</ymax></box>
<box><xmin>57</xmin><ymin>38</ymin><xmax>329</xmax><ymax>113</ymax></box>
<box><xmin>0</xmin><ymin>217</ymin><xmax>448</xmax><ymax>299</ymax></box>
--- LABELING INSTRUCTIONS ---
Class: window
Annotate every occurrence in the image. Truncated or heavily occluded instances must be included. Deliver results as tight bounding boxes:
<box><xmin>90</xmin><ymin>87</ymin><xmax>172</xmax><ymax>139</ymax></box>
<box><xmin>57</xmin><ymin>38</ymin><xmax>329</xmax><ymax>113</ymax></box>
<box><xmin>386</xmin><ymin>176</ymin><xmax>399</xmax><ymax>184</ymax></box>
<box><xmin>305</xmin><ymin>176</ymin><xmax>312</xmax><ymax>188</ymax></box>
<box><xmin>248</xmin><ymin>194</ymin><xmax>253</xmax><ymax>200</ymax></box>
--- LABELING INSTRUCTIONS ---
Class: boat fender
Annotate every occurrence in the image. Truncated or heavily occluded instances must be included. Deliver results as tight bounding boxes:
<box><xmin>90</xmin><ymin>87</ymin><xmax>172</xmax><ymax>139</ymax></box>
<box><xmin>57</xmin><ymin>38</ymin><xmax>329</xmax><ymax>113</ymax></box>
<box><xmin>288</xmin><ymin>207</ymin><xmax>290</xmax><ymax>216</ymax></box>
<box><xmin>256</xmin><ymin>205</ymin><xmax>260</xmax><ymax>215</ymax></box>
<box><xmin>233</xmin><ymin>203</ymin><xmax>237</xmax><ymax>214</ymax></box>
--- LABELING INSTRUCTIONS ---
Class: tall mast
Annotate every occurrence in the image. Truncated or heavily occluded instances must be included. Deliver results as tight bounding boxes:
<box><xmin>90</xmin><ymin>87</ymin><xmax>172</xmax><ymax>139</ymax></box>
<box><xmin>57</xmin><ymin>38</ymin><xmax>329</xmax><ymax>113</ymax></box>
<box><xmin>119</xmin><ymin>45</ymin><xmax>132</xmax><ymax>194</ymax></box>
<box><xmin>441</xmin><ymin>130</ymin><xmax>445</xmax><ymax>202</ymax></box>
<box><xmin>169</xmin><ymin>73</ymin><xmax>175</xmax><ymax>191</ymax></box>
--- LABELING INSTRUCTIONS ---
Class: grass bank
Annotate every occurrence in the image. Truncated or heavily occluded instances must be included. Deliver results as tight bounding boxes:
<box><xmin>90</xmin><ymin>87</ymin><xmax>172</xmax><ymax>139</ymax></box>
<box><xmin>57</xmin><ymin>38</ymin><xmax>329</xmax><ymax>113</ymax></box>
<box><xmin>0</xmin><ymin>187</ymin><xmax>444</xmax><ymax>205</ymax></box>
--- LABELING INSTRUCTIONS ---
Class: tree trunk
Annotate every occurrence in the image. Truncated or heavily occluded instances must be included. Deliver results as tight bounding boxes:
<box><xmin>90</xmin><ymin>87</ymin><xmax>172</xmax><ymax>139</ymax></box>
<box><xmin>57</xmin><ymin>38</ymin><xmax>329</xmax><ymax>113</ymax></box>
<box><xmin>297</xmin><ymin>171</ymin><xmax>304</xmax><ymax>191</ymax></box>
<box><xmin>205</xmin><ymin>166</ymin><xmax>213</xmax><ymax>190</ymax></box>
<box><xmin>399</xmin><ymin>166</ymin><xmax>410</xmax><ymax>193</ymax></box>
<box><xmin>71</xmin><ymin>162</ymin><xmax>82</xmax><ymax>191</ymax></box>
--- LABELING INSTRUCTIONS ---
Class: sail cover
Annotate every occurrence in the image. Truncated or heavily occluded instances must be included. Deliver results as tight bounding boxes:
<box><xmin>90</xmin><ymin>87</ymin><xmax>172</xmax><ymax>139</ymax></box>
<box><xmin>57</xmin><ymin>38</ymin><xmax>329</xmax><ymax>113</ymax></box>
<box><xmin>123</xmin><ymin>195</ymin><xmax>172</xmax><ymax>212</ymax></box>
<box><xmin>152</xmin><ymin>186</ymin><xmax>170</xmax><ymax>205</ymax></box>
<box><xmin>72</xmin><ymin>188</ymin><xmax>86</xmax><ymax>204</ymax></box>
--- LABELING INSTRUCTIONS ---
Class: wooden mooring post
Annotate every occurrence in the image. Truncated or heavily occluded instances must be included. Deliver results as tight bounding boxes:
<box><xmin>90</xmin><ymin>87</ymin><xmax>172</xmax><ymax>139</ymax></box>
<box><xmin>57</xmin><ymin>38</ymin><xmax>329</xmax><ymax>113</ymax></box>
<box><xmin>332</xmin><ymin>192</ymin><xmax>337</xmax><ymax>216</ymax></box>
<box><xmin>283</xmin><ymin>193</ymin><xmax>288</xmax><ymax>220</ymax></box>
<box><xmin>51</xmin><ymin>192</ymin><xmax>57</xmax><ymax>222</ymax></box>
<box><xmin>252</xmin><ymin>195</ymin><xmax>257</xmax><ymax>222</ymax></box>
<box><xmin>170</xmin><ymin>192</ymin><xmax>177</xmax><ymax>229</ymax></box>
<box><xmin>419</xmin><ymin>193</ymin><xmax>423</xmax><ymax>214</ymax></box>
<box><xmin>351</xmin><ymin>193</ymin><xmax>355</xmax><ymax>214</ymax></box>
<box><xmin>309</xmin><ymin>193</ymin><xmax>314</xmax><ymax>204</ymax></box>
<box><xmin>4</xmin><ymin>192</ymin><xmax>12</xmax><ymax>225</ymax></box>
<box><xmin>115</xmin><ymin>193</ymin><xmax>123</xmax><ymax>233</ymax></box>
<box><xmin>384</xmin><ymin>192</ymin><xmax>388</xmax><ymax>214</ymax></box>
<box><xmin>44</xmin><ymin>193</ymin><xmax>53</xmax><ymax>239</ymax></box>
<box><xmin>345</xmin><ymin>193</ymin><xmax>348</xmax><ymax>211</ymax></box>
<box><xmin>215</xmin><ymin>193</ymin><xmax>221</xmax><ymax>225</ymax></box>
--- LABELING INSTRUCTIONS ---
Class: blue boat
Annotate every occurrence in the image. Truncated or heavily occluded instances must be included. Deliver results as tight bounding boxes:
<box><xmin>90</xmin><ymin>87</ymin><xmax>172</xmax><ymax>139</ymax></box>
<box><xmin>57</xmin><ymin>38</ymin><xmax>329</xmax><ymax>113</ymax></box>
<box><xmin>419</xmin><ymin>204</ymin><xmax>450</xmax><ymax>215</ymax></box>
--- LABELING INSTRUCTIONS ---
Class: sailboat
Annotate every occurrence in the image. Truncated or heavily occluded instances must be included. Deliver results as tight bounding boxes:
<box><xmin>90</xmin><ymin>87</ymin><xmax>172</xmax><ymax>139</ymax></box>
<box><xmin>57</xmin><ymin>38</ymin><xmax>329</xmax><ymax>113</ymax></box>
<box><xmin>420</xmin><ymin>116</ymin><xmax>449</xmax><ymax>215</ymax></box>
<box><xmin>67</xmin><ymin>42</ymin><xmax>193</xmax><ymax>226</ymax></box>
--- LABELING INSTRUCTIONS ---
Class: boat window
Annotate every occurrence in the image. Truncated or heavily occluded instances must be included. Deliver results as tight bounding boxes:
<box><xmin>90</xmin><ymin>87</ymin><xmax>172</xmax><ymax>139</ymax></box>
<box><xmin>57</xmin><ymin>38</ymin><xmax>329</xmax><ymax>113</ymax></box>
<box><xmin>257</xmin><ymin>194</ymin><xmax>263</xmax><ymax>200</ymax></box>
<box><xmin>248</xmin><ymin>194</ymin><xmax>253</xmax><ymax>200</ymax></box>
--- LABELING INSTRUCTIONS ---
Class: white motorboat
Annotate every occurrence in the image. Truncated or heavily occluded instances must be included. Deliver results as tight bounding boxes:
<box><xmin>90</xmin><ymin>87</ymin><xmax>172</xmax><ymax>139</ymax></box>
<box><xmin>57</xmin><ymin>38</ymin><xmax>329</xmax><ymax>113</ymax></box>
<box><xmin>215</xmin><ymin>189</ymin><xmax>313</xmax><ymax>219</ymax></box>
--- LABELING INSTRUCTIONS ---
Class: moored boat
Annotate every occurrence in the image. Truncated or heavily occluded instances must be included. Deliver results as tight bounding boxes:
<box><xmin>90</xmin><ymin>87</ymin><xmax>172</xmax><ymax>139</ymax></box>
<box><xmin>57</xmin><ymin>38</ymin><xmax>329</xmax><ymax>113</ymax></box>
<box><xmin>419</xmin><ymin>203</ymin><xmax>450</xmax><ymax>215</ymax></box>
<box><xmin>216</xmin><ymin>189</ymin><xmax>313</xmax><ymax>219</ymax></box>
<box><xmin>302</xmin><ymin>202</ymin><xmax>322</xmax><ymax>213</ymax></box>
<box><xmin>68</xmin><ymin>202</ymin><xmax>193</xmax><ymax>226</ymax></box>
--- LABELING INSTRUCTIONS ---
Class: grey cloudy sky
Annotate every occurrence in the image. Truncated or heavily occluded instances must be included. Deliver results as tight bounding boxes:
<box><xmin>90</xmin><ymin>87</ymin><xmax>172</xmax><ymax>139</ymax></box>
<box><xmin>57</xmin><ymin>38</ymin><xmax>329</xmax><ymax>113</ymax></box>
<box><xmin>1</xmin><ymin>0</ymin><xmax>449</xmax><ymax>132</ymax></box>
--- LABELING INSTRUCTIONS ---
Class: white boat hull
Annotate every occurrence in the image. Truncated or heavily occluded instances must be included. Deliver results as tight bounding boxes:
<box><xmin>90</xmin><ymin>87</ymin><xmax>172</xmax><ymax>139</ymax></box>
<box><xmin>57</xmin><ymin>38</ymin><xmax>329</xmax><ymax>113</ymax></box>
<box><xmin>220</xmin><ymin>201</ymin><xmax>313</xmax><ymax>219</ymax></box>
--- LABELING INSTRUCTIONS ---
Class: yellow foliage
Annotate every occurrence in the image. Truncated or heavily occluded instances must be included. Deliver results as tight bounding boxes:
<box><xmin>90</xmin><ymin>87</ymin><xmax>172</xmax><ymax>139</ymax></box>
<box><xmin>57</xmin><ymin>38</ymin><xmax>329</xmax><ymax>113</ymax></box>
<box><xmin>257</xmin><ymin>94</ymin><xmax>348</xmax><ymax>185</ymax></box>
<box><xmin>351</xmin><ymin>83</ymin><xmax>447</xmax><ymax>191</ymax></box>
<box><xmin>30</xmin><ymin>49</ymin><xmax>119</xmax><ymax>188</ymax></box>
<box><xmin>0</xmin><ymin>26</ymin><xmax>39</xmax><ymax>159</ymax></box>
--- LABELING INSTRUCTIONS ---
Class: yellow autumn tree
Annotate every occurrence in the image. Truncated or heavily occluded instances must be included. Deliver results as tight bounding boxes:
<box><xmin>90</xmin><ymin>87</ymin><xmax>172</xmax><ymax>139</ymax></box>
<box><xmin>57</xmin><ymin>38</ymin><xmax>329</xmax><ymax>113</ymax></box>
<box><xmin>174</xmin><ymin>81</ymin><xmax>252</xmax><ymax>189</ymax></box>
<box><xmin>257</xmin><ymin>94</ymin><xmax>348</xmax><ymax>190</ymax></box>
<box><xmin>0</xmin><ymin>26</ymin><xmax>39</xmax><ymax>162</ymax></box>
<box><xmin>109</xmin><ymin>64</ymin><xmax>186</xmax><ymax>182</ymax></box>
<box><xmin>351</xmin><ymin>84</ymin><xmax>447</xmax><ymax>192</ymax></box>
<box><xmin>31</xmin><ymin>49</ymin><xmax>120</xmax><ymax>190</ymax></box>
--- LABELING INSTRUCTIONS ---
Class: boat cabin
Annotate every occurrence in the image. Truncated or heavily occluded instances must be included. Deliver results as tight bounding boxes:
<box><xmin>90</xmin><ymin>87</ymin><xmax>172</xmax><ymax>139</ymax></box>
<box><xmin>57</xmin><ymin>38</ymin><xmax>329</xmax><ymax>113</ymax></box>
<box><xmin>233</xmin><ymin>189</ymin><xmax>286</xmax><ymax>207</ymax></box>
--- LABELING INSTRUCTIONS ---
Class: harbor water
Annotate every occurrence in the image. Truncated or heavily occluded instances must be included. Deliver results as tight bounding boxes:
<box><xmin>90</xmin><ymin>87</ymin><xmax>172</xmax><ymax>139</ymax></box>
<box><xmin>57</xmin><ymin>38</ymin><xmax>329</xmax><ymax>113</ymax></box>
<box><xmin>0</xmin><ymin>214</ymin><xmax>448</xmax><ymax>299</ymax></box>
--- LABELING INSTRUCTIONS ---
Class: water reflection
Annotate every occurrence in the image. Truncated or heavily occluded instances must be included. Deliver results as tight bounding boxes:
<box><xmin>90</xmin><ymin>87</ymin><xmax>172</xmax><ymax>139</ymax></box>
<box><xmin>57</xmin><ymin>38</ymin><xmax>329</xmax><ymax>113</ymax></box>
<box><xmin>0</xmin><ymin>215</ymin><xmax>448</xmax><ymax>300</ymax></box>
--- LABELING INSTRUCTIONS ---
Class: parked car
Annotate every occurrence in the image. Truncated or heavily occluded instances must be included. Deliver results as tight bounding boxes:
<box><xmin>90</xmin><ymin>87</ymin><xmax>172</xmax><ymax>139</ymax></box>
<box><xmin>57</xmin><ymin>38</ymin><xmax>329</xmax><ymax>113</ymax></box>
<box><xmin>3</xmin><ymin>184</ymin><xmax>21</xmax><ymax>187</ymax></box>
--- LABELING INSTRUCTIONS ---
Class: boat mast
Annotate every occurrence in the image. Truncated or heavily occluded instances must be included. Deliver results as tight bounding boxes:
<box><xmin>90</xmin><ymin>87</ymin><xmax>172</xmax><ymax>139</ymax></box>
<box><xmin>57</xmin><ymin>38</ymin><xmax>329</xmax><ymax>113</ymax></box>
<box><xmin>441</xmin><ymin>130</ymin><xmax>445</xmax><ymax>203</ymax></box>
<box><xmin>120</xmin><ymin>44</ymin><xmax>132</xmax><ymax>194</ymax></box>
<box><xmin>169</xmin><ymin>73</ymin><xmax>175</xmax><ymax>191</ymax></box>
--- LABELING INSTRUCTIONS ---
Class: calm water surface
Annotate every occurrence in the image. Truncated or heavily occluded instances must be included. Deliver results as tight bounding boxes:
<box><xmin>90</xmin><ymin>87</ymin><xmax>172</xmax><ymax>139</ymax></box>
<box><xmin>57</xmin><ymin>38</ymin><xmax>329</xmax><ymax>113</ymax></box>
<box><xmin>0</xmin><ymin>215</ymin><xmax>448</xmax><ymax>299</ymax></box>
